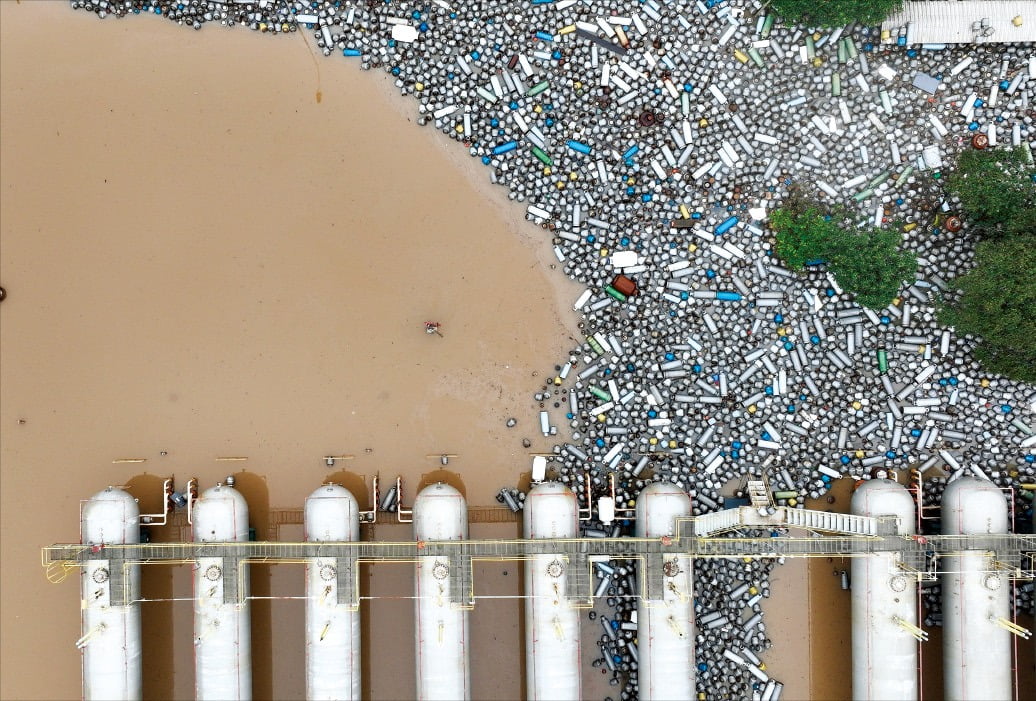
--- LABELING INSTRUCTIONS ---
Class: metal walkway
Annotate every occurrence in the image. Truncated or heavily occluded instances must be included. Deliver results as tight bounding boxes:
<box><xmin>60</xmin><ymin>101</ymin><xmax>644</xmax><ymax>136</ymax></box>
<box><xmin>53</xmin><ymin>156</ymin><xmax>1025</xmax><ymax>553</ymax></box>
<box><xmin>692</xmin><ymin>505</ymin><xmax>888</xmax><ymax>537</ymax></box>
<box><xmin>45</xmin><ymin>507</ymin><xmax>1035</xmax><ymax>610</ymax></box>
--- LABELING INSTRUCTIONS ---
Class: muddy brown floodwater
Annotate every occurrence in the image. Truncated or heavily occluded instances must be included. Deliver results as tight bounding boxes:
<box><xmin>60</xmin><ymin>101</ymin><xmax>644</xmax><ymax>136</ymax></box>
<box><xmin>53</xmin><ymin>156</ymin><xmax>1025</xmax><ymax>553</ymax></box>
<box><xmin>1</xmin><ymin>2</ymin><xmax>580</xmax><ymax>699</ymax></box>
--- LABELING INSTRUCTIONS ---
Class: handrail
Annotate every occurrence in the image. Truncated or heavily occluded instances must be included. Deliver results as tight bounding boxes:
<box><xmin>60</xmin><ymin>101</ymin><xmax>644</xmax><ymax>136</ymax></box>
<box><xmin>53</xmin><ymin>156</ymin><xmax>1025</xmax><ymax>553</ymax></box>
<box><xmin>138</xmin><ymin>478</ymin><xmax>173</xmax><ymax>526</ymax></box>
<box><xmin>394</xmin><ymin>476</ymin><xmax>413</xmax><ymax>524</ymax></box>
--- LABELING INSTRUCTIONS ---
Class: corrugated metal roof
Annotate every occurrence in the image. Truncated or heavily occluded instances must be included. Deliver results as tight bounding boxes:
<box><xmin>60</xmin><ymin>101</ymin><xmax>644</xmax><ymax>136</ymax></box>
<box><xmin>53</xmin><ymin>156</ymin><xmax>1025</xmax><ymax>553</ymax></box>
<box><xmin>882</xmin><ymin>1</ymin><xmax>1036</xmax><ymax>44</ymax></box>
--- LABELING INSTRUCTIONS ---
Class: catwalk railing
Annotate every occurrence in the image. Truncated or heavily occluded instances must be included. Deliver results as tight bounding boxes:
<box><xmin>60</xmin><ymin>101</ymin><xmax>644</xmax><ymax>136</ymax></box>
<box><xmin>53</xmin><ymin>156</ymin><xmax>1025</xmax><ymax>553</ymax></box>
<box><xmin>44</xmin><ymin>519</ymin><xmax>1035</xmax><ymax>607</ymax></box>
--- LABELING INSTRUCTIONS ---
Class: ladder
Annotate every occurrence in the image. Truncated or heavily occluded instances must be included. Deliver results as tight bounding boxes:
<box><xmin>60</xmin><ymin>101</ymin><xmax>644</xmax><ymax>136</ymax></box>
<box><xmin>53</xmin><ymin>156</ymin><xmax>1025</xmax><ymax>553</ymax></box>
<box><xmin>783</xmin><ymin>509</ymin><xmax>878</xmax><ymax>536</ymax></box>
<box><xmin>746</xmin><ymin>479</ymin><xmax>773</xmax><ymax>510</ymax></box>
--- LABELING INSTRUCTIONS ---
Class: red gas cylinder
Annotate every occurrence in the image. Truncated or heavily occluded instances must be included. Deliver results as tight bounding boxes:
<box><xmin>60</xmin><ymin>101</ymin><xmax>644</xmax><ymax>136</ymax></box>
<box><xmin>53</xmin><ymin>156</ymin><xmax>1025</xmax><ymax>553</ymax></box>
<box><xmin>945</xmin><ymin>216</ymin><xmax>963</xmax><ymax>232</ymax></box>
<box><xmin>611</xmin><ymin>274</ymin><xmax>637</xmax><ymax>297</ymax></box>
<box><xmin>971</xmin><ymin>133</ymin><xmax>989</xmax><ymax>150</ymax></box>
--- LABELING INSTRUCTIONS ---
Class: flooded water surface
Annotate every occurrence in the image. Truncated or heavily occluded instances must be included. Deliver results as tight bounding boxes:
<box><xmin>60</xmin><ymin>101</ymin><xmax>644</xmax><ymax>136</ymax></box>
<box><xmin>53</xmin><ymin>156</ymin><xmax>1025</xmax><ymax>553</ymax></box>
<box><xmin>1</xmin><ymin>3</ymin><xmax>577</xmax><ymax>698</ymax></box>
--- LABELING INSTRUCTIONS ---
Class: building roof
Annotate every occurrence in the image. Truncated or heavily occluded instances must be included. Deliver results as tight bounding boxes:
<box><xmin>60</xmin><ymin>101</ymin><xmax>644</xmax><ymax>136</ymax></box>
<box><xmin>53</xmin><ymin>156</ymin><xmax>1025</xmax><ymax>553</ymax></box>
<box><xmin>882</xmin><ymin>1</ymin><xmax>1036</xmax><ymax>45</ymax></box>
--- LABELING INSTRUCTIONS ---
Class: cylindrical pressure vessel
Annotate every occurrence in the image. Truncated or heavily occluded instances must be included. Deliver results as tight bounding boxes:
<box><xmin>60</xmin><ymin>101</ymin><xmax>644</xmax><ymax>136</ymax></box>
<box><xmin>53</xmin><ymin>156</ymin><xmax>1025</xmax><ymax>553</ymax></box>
<box><xmin>413</xmin><ymin>483</ymin><xmax>470</xmax><ymax>701</ymax></box>
<box><xmin>80</xmin><ymin>487</ymin><xmax>142</xmax><ymax>700</ymax></box>
<box><xmin>193</xmin><ymin>484</ymin><xmax>251</xmax><ymax>700</ymax></box>
<box><xmin>524</xmin><ymin>481</ymin><xmax>581</xmax><ymax>701</ymax></box>
<box><xmin>850</xmin><ymin>478</ymin><xmax>918</xmax><ymax>701</ymax></box>
<box><xmin>305</xmin><ymin>484</ymin><xmax>361</xmax><ymax>700</ymax></box>
<box><xmin>635</xmin><ymin>482</ymin><xmax>695</xmax><ymax>700</ymax></box>
<box><xmin>941</xmin><ymin>476</ymin><xmax>1011</xmax><ymax>701</ymax></box>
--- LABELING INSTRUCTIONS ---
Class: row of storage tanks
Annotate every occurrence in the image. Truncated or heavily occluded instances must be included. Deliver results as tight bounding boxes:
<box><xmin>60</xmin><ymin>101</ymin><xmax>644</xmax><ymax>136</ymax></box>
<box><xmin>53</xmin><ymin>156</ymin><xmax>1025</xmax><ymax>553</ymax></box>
<box><xmin>80</xmin><ymin>475</ymin><xmax>1018</xmax><ymax>700</ymax></box>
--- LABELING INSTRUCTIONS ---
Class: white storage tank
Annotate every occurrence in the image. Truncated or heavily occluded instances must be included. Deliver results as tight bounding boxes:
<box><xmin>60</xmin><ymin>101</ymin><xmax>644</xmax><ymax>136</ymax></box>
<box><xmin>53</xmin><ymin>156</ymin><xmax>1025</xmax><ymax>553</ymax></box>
<box><xmin>193</xmin><ymin>483</ymin><xmax>251</xmax><ymax>701</ymax></box>
<box><xmin>941</xmin><ymin>476</ymin><xmax>1011</xmax><ymax>701</ymax></box>
<box><xmin>850</xmin><ymin>478</ymin><xmax>918</xmax><ymax>701</ymax></box>
<box><xmin>305</xmin><ymin>484</ymin><xmax>361</xmax><ymax>701</ymax></box>
<box><xmin>523</xmin><ymin>481</ymin><xmax>581</xmax><ymax>701</ymax></box>
<box><xmin>413</xmin><ymin>483</ymin><xmax>470</xmax><ymax>701</ymax></box>
<box><xmin>635</xmin><ymin>482</ymin><xmax>694</xmax><ymax>700</ymax></box>
<box><xmin>80</xmin><ymin>487</ymin><xmax>142</xmax><ymax>700</ymax></box>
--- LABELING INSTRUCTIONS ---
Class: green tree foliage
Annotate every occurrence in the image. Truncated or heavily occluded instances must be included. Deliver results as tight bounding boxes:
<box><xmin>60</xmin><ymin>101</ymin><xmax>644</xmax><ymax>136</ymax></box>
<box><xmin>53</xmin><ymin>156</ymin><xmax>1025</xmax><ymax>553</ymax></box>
<box><xmin>769</xmin><ymin>0</ymin><xmax>904</xmax><ymax>27</ymax></box>
<box><xmin>771</xmin><ymin>208</ymin><xmax>917</xmax><ymax>309</ymax></box>
<box><xmin>945</xmin><ymin>147</ymin><xmax>1036</xmax><ymax>239</ymax></box>
<box><xmin>827</xmin><ymin>228</ymin><xmax>918</xmax><ymax>310</ymax></box>
<box><xmin>939</xmin><ymin>146</ymin><xmax>1036</xmax><ymax>383</ymax></box>
<box><xmin>1006</xmin><ymin>205</ymin><xmax>1036</xmax><ymax>238</ymax></box>
<box><xmin>939</xmin><ymin>238</ymin><xmax>1036</xmax><ymax>383</ymax></box>
<box><xmin>770</xmin><ymin>207</ymin><xmax>842</xmax><ymax>268</ymax></box>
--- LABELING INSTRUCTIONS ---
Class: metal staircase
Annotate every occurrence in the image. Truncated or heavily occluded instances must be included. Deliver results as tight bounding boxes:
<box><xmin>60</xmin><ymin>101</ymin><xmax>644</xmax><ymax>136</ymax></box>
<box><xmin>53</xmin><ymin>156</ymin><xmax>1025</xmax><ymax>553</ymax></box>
<box><xmin>783</xmin><ymin>508</ymin><xmax>879</xmax><ymax>536</ymax></box>
<box><xmin>746</xmin><ymin>479</ymin><xmax>772</xmax><ymax>510</ymax></box>
<box><xmin>690</xmin><ymin>505</ymin><xmax>882</xmax><ymax>539</ymax></box>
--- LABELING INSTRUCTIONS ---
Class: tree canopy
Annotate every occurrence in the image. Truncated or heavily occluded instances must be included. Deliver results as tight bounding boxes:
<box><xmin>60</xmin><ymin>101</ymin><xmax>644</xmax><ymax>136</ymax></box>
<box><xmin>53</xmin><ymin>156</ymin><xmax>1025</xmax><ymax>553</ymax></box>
<box><xmin>939</xmin><ymin>237</ymin><xmax>1036</xmax><ymax>383</ymax></box>
<box><xmin>768</xmin><ymin>0</ymin><xmax>904</xmax><ymax>27</ymax></box>
<box><xmin>939</xmin><ymin>146</ymin><xmax>1036</xmax><ymax>383</ymax></box>
<box><xmin>771</xmin><ymin>207</ymin><xmax>917</xmax><ymax>310</ymax></box>
<box><xmin>945</xmin><ymin>147</ymin><xmax>1036</xmax><ymax>239</ymax></box>
<box><xmin>826</xmin><ymin>227</ymin><xmax>918</xmax><ymax>310</ymax></box>
<box><xmin>770</xmin><ymin>206</ymin><xmax>842</xmax><ymax>268</ymax></box>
